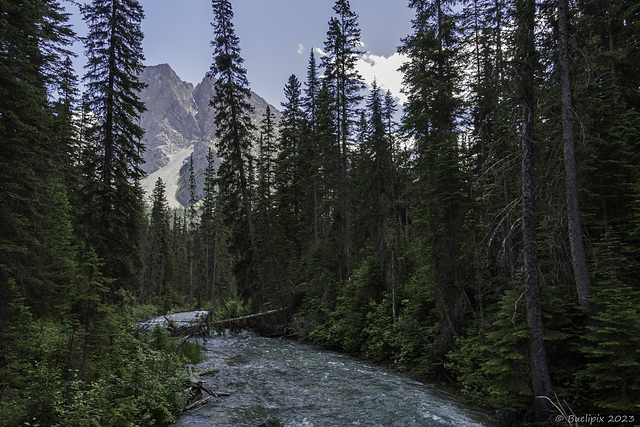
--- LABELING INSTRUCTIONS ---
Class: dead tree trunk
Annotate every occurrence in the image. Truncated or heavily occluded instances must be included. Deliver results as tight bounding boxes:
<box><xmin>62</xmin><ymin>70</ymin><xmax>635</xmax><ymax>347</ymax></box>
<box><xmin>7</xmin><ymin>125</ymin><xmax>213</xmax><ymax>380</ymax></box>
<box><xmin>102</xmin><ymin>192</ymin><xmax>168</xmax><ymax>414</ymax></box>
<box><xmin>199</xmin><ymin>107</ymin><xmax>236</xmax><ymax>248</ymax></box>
<box><xmin>517</xmin><ymin>0</ymin><xmax>552</xmax><ymax>419</ymax></box>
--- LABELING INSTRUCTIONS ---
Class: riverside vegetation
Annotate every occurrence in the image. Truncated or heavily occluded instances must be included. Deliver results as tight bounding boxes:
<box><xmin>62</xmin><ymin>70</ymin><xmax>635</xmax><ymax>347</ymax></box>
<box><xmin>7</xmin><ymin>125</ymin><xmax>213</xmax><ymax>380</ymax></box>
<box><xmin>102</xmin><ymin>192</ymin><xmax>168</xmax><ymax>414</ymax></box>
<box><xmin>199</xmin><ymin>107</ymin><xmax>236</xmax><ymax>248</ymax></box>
<box><xmin>2</xmin><ymin>0</ymin><xmax>640</xmax><ymax>425</ymax></box>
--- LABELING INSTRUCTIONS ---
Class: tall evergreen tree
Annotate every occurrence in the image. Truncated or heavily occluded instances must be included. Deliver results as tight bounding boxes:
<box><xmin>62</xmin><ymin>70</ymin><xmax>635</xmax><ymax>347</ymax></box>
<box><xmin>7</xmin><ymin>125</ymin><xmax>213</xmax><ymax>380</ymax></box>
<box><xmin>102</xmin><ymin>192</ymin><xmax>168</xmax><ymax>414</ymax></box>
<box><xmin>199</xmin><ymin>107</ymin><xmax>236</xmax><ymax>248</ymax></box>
<box><xmin>276</xmin><ymin>75</ymin><xmax>306</xmax><ymax>255</ymax></box>
<box><xmin>352</xmin><ymin>81</ymin><xmax>393</xmax><ymax>290</ymax></box>
<box><xmin>399</xmin><ymin>0</ymin><xmax>470</xmax><ymax>352</ymax></box>
<box><xmin>0</xmin><ymin>0</ymin><xmax>75</xmax><ymax>294</ymax></box>
<box><xmin>200</xmin><ymin>147</ymin><xmax>231</xmax><ymax>306</ymax></box>
<box><xmin>142</xmin><ymin>178</ymin><xmax>172</xmax><ymax>304</ymax></box>
<box><xmin>321</xmin><ymin>0</ymin><xmax>365</xmax><ymax>283</ymax></box>
<box><xmin>188</xmin><ymin>154</ymin><xmax>197</xmax><ymax>304</ymax></box>
<box><xmin>302</xmin><ymin>50</ymin><xmax>322</xmax><ymax>247</ymax></box>
<box><xmin>209</xmin><ymin>0</ymin><xmax>263</xmax><ymax>305</ymax></box>
<box><xmin>304</xmin><ymin>50</ymin><xmax>320</xmax><ymax>132</ymax></box>
<box><xmin>80</xmin><ymin>0</ymin><xmax>147</xmax><ymax>296</ymax></box>
<box><xmin>256</xmin><ymin>105</ymin><xmax>288</xmax><ymax>306</ymax></box>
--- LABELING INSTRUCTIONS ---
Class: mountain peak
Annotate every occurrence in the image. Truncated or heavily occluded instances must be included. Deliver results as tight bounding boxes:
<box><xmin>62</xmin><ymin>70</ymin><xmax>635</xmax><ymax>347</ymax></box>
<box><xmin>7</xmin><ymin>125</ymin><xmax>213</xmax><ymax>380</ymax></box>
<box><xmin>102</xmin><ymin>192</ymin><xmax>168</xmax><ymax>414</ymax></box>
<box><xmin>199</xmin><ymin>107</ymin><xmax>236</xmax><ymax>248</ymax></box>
<box><xmin>139</xmin><ymin>64</ymin><xmax>280</xmax><ymax>208</ymax></box>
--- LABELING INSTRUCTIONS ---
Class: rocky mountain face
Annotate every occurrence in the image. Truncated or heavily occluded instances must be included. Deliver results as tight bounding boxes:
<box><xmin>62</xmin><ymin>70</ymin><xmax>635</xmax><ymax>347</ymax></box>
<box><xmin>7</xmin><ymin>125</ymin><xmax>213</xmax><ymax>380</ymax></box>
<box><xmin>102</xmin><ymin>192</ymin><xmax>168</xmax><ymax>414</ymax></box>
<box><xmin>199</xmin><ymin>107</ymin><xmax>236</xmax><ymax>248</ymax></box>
<box><xmin>138</xmin><ymin>64</ymin><xmax>280</xmax><ymax>208</ymax></box>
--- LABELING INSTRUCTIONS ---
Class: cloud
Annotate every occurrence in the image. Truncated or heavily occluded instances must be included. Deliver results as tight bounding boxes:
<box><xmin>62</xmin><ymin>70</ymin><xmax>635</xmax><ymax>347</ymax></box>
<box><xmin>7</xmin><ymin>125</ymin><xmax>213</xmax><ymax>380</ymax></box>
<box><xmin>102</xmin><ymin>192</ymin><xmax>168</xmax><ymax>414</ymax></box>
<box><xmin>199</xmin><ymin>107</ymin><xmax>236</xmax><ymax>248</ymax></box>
<box><xmin>297</xmin><ymin>43</ymin><xmax>304</xmax><ymax>54</ymax></box>
<box><xmin>314</xmin><ymin>47</ymin><xmax>328</xmax><ymax>57</ymax></box>
<box><xmin>356</xmin><ymin>51</ymin><xmax>408</xmax><ymax>105</ymax></box>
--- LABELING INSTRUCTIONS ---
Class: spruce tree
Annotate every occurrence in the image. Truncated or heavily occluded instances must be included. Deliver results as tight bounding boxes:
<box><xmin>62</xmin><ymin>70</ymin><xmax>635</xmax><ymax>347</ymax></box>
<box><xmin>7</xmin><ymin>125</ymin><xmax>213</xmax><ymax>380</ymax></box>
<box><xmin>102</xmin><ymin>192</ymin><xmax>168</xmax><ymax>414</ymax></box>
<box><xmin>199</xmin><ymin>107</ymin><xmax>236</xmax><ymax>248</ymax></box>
<box><xmin>399</xmin><ymin>0</ymin><xmax>470</xmax><ymax>352</ymax></box>
<box><xmin>304</xmin><ymin>50</ymin><xmax>320</xmax><ymax>132</ymax></box>
<box><xmin>579</xmin><ymin>230</ymin><xmax>640</xmax><ymax>411</ymax></box>
<box><xmin>303</xmin><ymin>50</ymin><xmax>322</xmax><ymax>247</ymax></box>
<box><xmin>256</xmin><ymin>105</ymin><xmax>287</xmax><ymax>306</ymax></box>
<box><xmin>200</xmin><ymin>147</ymin><xmax>232</xmax><ymax>306</ymax></box>
<box><xmin>80</xmin><ymin>0</ymin><xmax>147</xmax><ymax>296</ymax></box>
<box><xmin>209</xmin><ymin>0</ymin><xmax>263</xmax><ymax>304</ymax></box>
<box><xmin>352</xmin><ymin>81</ymin><xmax>392</xmax><ymax>293</ymax></box>
<box><xmin>188</xmin><ymin>154</ymin><xmax>197</xmax><ymax>304</ymax></box>
<box><xmin>322</xmin><ymin>0</ymin><xmax>365</xmax><ymax>282</ymax></box>
<box><xmin>142</xmin><ymin>178</ymin><xmax>171</xmax><ymax>304</ymax></box>
<box><xmin>276</xmin><ymin>75</ymin><xmax>306</xmax><ymax>254</ymax></box>
<box><xmin>0</xmin><ymin>0</ymin><xmax>74</xmax><ymax>282</ymax></box>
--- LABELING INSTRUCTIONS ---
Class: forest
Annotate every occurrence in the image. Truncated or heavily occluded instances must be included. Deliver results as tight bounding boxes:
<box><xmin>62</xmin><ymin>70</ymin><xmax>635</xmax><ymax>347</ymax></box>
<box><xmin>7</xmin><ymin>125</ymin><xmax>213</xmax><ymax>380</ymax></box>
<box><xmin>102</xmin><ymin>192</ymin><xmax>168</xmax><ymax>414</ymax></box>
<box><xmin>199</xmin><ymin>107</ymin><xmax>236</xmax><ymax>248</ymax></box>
<box><xmin>1</xmin><ymin>0</ymin><xmax>639</xmax><ymax>425</ymax></box>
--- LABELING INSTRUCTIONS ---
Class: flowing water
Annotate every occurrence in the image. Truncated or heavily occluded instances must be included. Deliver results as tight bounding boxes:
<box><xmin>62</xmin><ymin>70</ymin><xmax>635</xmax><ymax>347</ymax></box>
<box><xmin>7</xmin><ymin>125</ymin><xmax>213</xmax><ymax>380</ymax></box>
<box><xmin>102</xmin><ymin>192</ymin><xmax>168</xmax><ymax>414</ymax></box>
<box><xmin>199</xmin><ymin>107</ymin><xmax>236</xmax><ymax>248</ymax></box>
<box><xmin>173</xmin><ymin>330</ymin><xmax>496</xmax><ymax>427</ymax></box>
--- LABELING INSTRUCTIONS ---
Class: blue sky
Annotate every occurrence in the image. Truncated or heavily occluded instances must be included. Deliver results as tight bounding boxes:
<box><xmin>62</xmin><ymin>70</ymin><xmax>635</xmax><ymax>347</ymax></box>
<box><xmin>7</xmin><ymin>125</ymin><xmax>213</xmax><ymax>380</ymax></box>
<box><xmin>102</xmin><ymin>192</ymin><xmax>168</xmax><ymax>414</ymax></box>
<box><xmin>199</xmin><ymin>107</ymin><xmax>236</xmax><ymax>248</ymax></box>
<box><xmin>69</xmin><ymin>0</ymin><xmax>415</xmax><ymax>108</ymax></box>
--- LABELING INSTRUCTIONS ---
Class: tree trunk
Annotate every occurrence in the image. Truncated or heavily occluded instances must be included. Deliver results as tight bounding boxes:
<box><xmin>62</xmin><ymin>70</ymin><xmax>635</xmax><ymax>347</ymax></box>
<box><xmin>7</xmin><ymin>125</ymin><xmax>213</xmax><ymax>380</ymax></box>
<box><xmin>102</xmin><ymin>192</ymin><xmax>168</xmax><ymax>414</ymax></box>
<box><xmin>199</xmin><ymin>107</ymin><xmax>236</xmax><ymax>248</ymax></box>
<box><xmin>211</xmin><ymin>239</ymin><xmax>218</xmax><ymax>306</ymax></box>
<box><xmin>518</xmin><ymin>0</ymin><xmax>552</xmax><ymax>419</ymax></box>
<box><xmin>189</xmin><ymin>257</ymin><xmax>193</xmax><ymax>304</ymax></box>
<box><xmin>558</xmin><ymin>0</ymin><xmax>591</xmax><ymax>309</ymax></box>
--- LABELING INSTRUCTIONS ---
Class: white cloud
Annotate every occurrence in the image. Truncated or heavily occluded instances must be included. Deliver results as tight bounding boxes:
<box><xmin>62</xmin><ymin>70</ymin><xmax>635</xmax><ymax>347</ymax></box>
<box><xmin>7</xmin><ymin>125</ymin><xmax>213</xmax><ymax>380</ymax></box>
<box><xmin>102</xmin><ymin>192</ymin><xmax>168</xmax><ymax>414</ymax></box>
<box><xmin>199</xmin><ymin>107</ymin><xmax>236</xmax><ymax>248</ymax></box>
<box><xmin>356</xmin><ymin>51</ymin><xmax>408</xmax><ymax>105</ymax></box>
<box><xmin>314</xmin><ymin>47</ymin><xmax>328</xmax><ymax>57</ymax></box>
<box><xmin>297</xmin><ymin>43</ymin><xmax>304</xmax><ymax>54</ymax></box>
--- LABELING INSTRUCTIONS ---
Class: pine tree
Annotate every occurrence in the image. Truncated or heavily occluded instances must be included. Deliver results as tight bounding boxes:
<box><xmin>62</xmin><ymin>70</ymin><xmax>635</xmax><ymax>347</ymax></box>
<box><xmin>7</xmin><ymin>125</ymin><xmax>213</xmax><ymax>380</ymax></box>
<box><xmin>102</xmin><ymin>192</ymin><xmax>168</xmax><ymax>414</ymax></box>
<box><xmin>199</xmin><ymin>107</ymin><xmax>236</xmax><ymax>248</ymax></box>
<box><xmin>399</xmin><ymin>0</ymin><xmax>470</xmax><ymax>352</ymax></box>
<box><xmin>142</xmin><ymin>178</ymin><xmax>172</xmax><ymax>304</ymax></box>
<box><xmin>304</xmin><ymin>50</ymin><xmax>320</xmax><ymax>132</ymax></box>
<box><xmin>201</xmin><ymin>147</ymin><xmax>232</xmax><ymax>306</ymax></box>
<box><xmin>201</xmin><ymin>148</ymin><xmax>218</xmax><ymax>305</ymax></box>
<box><xmin>80</xmin><ymin>0</ymin><xmax>147</xmax><ymax>296</ymax></box>
<box><xmin>579</xmin><ymin>230</ymin><xmax>640</xmax><ymax>411</ymax></box>
<box><xmin>209</xmin><ymin>0</ymin><xmax>263</xmax><ymax>305</ymax></box>
<box><xmin>276</xmin><ymin>75</ymin><xmax>306</xmax><ymax>256</ymax></box>
<box><xmin>322</xmin><ymin>0</ymin><xmax>366</xmax><ymax>282</ymax></box>
<box><xmin>188</xmin><ymin>154</ymin><xmax>197</xmax><ymax>304</ymax></box>
<box><xmin>0</xmin><ymin>0</ymin><xmax>75</xmax><ymax>289</ymax></box>
<box><xmin>302</xmin><ymin>50</ymin><xmax>322</xmax><ymax>247</ymax></box>
<box><xmin>256</xmin><ymin>105</ymin><xmax>288</xmax><ymax>306</ymax></box>
<box><xmin>352</xmin><ymin>81</ymin><xmax>393</xmax><ymax>294</ymax></box>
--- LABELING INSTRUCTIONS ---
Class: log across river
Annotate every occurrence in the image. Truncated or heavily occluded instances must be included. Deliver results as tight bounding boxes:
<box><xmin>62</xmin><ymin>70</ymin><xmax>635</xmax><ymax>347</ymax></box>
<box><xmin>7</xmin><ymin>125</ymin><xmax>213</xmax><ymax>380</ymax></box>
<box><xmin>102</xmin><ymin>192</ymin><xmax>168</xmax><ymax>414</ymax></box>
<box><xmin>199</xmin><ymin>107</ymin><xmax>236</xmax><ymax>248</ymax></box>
<box><xmin>157</xmin><ymin>311</ymin><xmax>496</xmax><ymax>426</ymax></box>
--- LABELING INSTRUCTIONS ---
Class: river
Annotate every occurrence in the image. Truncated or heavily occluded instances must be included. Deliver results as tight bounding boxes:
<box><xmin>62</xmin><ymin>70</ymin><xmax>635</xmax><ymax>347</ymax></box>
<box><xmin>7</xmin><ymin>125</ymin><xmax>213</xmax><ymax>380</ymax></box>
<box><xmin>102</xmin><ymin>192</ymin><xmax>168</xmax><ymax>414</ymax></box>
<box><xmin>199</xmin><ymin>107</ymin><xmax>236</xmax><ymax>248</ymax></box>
<box><xmin>169</xmin><ymin>324</ymin><xmax>496</xmax><ymax>427</ymax></box>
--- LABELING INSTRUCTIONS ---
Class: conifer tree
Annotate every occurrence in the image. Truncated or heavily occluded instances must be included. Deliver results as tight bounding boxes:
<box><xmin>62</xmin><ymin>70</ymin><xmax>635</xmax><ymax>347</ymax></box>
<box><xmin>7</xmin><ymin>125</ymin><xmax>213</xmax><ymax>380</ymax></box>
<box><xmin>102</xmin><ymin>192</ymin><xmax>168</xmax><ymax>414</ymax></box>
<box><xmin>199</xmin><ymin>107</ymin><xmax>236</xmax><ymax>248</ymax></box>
<box><xmin>188</xmin><ymin>154</ymin><xmax>197</xmax><ymax>304</ymax></box>
<box><xmin>201</xmin><ymin>148</ymin><xmax>226</xmax><ymax>306</ymax></box>
<box><xmin>352</xmin><ymin>81</ymin><xmax>392</xmax><ymax>292</ymax></box>
<box><xmin>322</xmin><ymin>0</ymin><xmax>365</xmax><ymax>282</ymax></box>
<box><xmin>257</xmin><ymin>105</ymin><xmax>277</xmax><ymax>216</ymax></box>
<box><xmin>142</xmin><ymin>178</ymin><xmax>171</xmax><ymax>303</ymax></box>
<box><xmin>579</xmin><ymin>230</ymin><xmax>640</xmax><ymax>410</ymax></box>
<box><xmin>80</xmin><ymin>0</ymin><xmax>147</xmax><ymax>296</ymax></box>
<box><xmin>303</xmin><ymin>51</ymin><xmax>322</xmax><ymax>247</ymax></box>
<box><xmin>276</xmin><ymin>75</ymin><xmax>306</xmax><ymax>255</ymax></box>
<box><xmin>209</xmin><ymin>0</ymin><xmax>263</xmax><ymax>304</ymax></box>
<box><xmin>399</xmin><ymin>0</ymin><xmax>470</xmax><ymax>352</ymax></box>
<box><xmin>256</xmin><ymin>105</ymin><xmax>288</xmax><ymax>305</ymax></box>
<box><xmin>304</xmin><ymin>50</ymin><xmax>320</xmax><ymax>131</ymax></box>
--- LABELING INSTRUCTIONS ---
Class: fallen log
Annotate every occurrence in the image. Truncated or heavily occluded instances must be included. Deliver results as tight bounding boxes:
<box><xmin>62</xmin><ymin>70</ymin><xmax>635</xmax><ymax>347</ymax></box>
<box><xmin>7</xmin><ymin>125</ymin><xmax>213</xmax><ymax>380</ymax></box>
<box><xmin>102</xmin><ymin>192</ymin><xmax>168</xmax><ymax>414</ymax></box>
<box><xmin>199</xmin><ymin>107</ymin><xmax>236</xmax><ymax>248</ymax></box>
<box><xmin>210</xmin><ymin>308</ymin><xmax>288</xmax><ymax>326</ymax></box>
<box><xmin>183</xmin><ymin>396</ymin><xmax>211</xmax><ymax>412</ymax></box>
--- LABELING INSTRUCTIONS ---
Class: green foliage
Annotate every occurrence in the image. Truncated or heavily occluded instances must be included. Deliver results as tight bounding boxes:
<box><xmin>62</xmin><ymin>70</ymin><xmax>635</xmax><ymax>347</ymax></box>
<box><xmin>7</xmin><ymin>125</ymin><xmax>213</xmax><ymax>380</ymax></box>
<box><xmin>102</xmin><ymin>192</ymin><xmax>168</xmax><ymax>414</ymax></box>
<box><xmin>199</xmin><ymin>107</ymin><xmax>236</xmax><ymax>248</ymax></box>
<box><xmin>445</xmin><ymin>331</ymin><xmax>491</xmax><ymax>404</ymax></box>
<box><xmin>176</xmin><ymin>161</ymin><xmax>205</xmax><ymax>208</ymax></box>
<box><xmin>307</xmin><ymin>254</ymin><xmax>385</xmax><ymax>353</ymax></box>
<box><xmin>362</xmin><ymin>296</ymin><xmax>397</xmax><ymax>362</ymax></box>
<box><xmin>392</xmin><ymin>268</ymin><xmax>443</xmax><ymax>369</ymax></box>
<box><xmin>578</xmin><ymin>230</ymin><xmax>640</xmax><ymax>411</ymax></box>
<box><xmin>213</xmin><ymin>299</ymin><xmax>251</xmax><ymax>321</ymax></box>
<box><xmin>479</xmin><ymin>288</ymin><xmax>533</xmax><ymax>417</ymax></box>
<box><xmin>0</xmin><ymin>317</ymin><xmax>190</xmax><ymax>426</ymax></box>
<box><xmin>79</xmin><ymin>0</ymin><xmax>147</xmax><ymax>296</ymax></box>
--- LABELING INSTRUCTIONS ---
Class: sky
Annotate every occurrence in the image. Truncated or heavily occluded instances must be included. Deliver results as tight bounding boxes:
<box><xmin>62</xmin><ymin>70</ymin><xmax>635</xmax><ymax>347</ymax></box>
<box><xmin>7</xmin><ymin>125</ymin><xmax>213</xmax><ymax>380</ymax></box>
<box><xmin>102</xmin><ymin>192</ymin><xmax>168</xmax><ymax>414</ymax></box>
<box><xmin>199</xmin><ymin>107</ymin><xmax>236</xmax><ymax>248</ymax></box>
<box><xmin>69</xmin><ymin>0</ymin><xmax>415</xmax><ymax>109</ymax></box>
